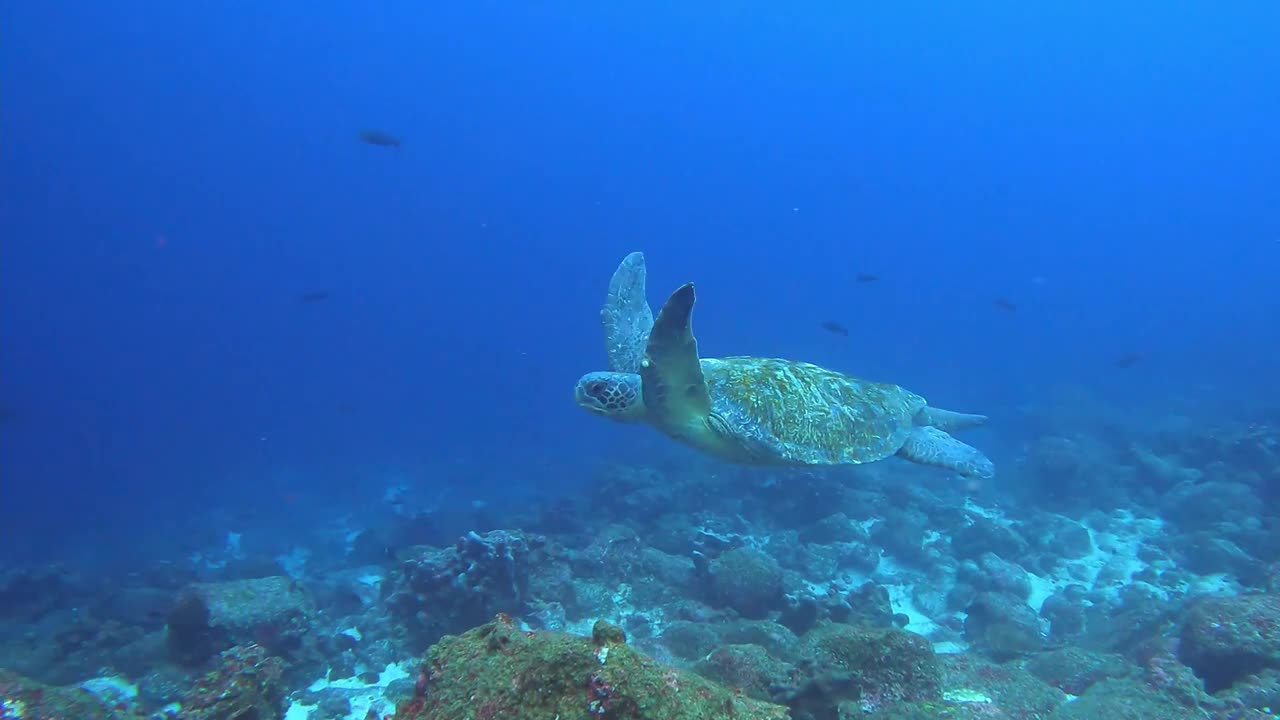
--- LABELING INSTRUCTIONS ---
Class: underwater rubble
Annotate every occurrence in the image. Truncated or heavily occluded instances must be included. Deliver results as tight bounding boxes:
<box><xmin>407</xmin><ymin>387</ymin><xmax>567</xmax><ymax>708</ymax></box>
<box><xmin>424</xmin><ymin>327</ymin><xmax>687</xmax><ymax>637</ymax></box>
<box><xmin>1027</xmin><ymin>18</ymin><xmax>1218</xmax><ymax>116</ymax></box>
<box><xmin>0</xmin><ymin>409</ymin><xmax>1277</xmax><ymax>719</ymax></box>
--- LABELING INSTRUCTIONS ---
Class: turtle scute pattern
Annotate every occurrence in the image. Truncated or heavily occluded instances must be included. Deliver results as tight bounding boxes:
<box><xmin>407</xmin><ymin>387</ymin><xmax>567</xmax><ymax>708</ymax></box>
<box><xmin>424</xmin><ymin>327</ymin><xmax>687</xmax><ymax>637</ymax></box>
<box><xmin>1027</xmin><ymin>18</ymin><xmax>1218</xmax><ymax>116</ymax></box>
<box><xmin>703</xmin><ymin>357</ymin><xmax>926</xmax><ymax>465</ymax></box>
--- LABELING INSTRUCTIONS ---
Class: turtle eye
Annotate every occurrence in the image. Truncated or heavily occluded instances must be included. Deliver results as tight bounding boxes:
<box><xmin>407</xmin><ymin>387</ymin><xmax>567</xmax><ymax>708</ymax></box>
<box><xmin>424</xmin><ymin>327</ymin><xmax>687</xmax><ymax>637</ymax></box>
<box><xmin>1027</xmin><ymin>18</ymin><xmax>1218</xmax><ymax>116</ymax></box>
<box><xmin>587</xmin><ymin>381</ymin><xmax>604</xmax><ymax>395</ymax></box>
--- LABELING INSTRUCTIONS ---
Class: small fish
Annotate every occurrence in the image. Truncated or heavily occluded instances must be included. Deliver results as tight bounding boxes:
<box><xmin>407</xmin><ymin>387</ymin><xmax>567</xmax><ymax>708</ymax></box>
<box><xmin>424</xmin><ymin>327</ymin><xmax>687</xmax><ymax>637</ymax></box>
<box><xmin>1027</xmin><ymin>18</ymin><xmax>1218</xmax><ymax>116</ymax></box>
<box><xmin>1114</xmin><ymin>352</ymin><xmax>1144</xmax><ymax>369</ymax></box>
<box><xmin>855</xmin><ymin>273</ymin><xmax>880</xmax><ymax>284</ymax></box>
<box><xmin>993</xmin><ymin>298</ymin><xmax>1018</xmax><ymax>312</ymax></box>
<box><xmin>820</xmin><ymin>321</ymin><xmax>850</xmax><ymax>337</ymax></box>
<box><xmin>298</xmin><ymin>290</ymin><xmax>331</xmax><ymax>303</ymax></box>
<box><xmin>359</xmin><ymin>130</ymin><xmax>401</xmax><ymax>148</ymax></box>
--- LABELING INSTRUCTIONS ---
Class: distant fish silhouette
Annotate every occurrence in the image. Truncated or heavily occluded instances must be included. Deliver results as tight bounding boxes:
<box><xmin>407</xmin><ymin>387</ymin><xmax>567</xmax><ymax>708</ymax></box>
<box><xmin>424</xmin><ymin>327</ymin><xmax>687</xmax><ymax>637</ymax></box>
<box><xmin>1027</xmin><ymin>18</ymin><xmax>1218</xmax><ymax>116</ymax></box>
<box><xmin>993</xmin><ymin>298</ymin><xmax>1018</xmax><ymax>312</ymax></box>
<box><xmin>298</xmin><ymin>290</ymin><xmax>331</xmax><ymax>303</ymax></box>
<box><xmin>855</xmin><ymin>273</ymin><xmax>880</xmax><ymax>284</ymax></box>
<box><xmin>359</xmin><ymin>130</ymin><xmax>401</xmax><ymax>148</ymax></box>
<box><xmin>1114</xmin><ymin>352</ymin><xmax>1144</xmax><ymax>369</ymax></box>
<box><xmin>820</xmin><ymin>321</ymin><xmax>850</xmax><ymax>337</ymax></box>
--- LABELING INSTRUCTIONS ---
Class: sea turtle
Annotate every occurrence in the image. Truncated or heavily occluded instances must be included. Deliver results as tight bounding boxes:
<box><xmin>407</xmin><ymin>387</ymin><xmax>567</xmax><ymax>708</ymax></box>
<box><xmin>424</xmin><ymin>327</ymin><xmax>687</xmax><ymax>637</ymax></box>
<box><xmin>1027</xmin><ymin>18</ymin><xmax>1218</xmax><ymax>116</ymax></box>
<box><xmin>574</xmin><ymin>252</ymin><xmax>996</xmax><ymax>478</ymax></box>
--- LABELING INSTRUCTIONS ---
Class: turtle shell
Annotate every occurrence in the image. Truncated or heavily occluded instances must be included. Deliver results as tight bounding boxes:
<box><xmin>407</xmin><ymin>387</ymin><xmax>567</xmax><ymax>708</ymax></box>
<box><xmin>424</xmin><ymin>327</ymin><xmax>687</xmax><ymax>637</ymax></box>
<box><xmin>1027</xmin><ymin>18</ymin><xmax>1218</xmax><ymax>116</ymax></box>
<box><xmin>701</xmin><ymin>357</ymin><xmax>926</xmax><ymax>465</ymax></box>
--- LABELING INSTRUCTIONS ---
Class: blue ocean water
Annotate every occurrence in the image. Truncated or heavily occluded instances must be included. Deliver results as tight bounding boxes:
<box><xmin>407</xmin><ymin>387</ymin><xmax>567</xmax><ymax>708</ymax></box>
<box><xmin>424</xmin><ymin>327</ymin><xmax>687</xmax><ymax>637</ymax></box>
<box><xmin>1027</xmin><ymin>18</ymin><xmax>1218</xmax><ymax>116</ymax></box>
<box><xmin>2</xmin><ymin>3</ymin><xmax>1279</xmax><ymax>719</ymax></box>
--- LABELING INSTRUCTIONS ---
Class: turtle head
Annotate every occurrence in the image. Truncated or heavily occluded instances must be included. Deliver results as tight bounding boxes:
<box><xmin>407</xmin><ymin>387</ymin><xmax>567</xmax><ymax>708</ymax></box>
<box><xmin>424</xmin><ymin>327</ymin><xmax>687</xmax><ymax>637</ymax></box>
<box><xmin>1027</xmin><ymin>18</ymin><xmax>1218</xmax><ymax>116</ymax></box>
<box><xmin>574</xmin><ymin>371</ymin><xmax>646</xmax><ymax>422</ymax></box>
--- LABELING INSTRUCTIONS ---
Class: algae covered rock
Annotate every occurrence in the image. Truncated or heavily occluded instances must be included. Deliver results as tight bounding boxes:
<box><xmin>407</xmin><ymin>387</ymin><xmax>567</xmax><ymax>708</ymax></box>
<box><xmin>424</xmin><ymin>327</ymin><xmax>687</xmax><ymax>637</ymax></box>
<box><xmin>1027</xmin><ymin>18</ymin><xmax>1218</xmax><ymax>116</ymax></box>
<box><xmin>709</xmin><ymin>548</ymin><xmax>786</xmax><ymax>618</ymax></box>
<box><xmin>178</xmin><ymin>643</ymin><xmax>287</xmax><ymax>720</ymax></box>
<box><xmin>1025</xmin><ymin>646</ymin><xmax>1135</xmax><ymax>695</ymax></box>
<box><xmin>659</xmin><ymin>620</ymin><xmax>721</xmax><ymax>661</ymax></box>
<box><xmin>963</xmin><ymin>592</ymin><xmax>1042</xmax><ymax>660</ymax></box>
<box><xmin>1046</xmin><ymin>677</ymin><xmax>1209</xmax><ymax>720</ymax></box>
<box><xmin>1179</xmin><ymin>592</ymin><xmax>1280</xmax><ymax>692</ymax></box>
<box><xmin>865</xmin><ymin>699</ymin><xmax>1014</xmax><ymax>719</ymax></box>
<box><xmin>394</xmin><ymin>614</ymin><xmax>789</xmax><ymax>720</ymax></box>
<box><xmin>0</xmin><ymin>669</ymin><xmax>115</xmax><ymax>720</ymax></box>
<box><xmin>386</xmin><ymin>530</ymin><xmax>544</xmax><ymax>650</ymax></box>
<box><xmin>694</xmin><ymin>644</ymin><xmax>791</xmax><ymax>702</ymax></box>
<box><xmin>166</xmin><ymin>575</ymin><xmax>315</xmax><ymax>665</ymax></box>
<box><xmin>936</xmin><ymin>653</ymin><xmax>1064</xmax><ymax>717</ymax></box>
<box><xmin>864</xmin><ymin>653</ymin><xmax>1068</xmax><ymax>719</ymax></box>
<box><xmin>718</xmin><ymin>619</ymin><xmax>803</xmax><ymax>662</ymax></box>
<box><xmin>779</xmin><ymin>620</ymin><xmax>941</xmax><ymax>715</ymax></box>
<box><xmin>809</xmin><ymin>621</ymin><xmax>941</xmax><ymax>701</ymax></box>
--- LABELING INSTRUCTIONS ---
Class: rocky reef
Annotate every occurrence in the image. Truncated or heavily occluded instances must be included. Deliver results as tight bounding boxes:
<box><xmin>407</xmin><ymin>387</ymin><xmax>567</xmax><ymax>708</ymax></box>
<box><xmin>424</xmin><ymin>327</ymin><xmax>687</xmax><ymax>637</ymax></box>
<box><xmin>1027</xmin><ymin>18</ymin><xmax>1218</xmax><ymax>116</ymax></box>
<box><xmin>0</xmin><ymin>394</ymin><xmax>1277</xmax><ymax>719</ymax></box>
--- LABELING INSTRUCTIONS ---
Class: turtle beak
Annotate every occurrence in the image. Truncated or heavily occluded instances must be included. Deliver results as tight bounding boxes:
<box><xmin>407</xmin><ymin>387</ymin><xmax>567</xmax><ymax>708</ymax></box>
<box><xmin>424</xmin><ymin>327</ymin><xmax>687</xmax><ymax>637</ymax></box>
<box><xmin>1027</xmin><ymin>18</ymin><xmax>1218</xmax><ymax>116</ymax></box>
<box><xmin>574</xmin><ymin>377</ymin><xmax>608</xmax><ymax>415</ymax></box>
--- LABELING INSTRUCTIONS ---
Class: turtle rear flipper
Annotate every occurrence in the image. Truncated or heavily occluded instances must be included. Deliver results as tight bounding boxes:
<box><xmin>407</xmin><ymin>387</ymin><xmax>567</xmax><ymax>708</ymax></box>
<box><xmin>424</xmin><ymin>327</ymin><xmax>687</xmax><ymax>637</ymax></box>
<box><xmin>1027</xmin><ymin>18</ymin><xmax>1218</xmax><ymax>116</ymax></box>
<box><xmin>642</xmin><ymin>283</ymin><xmax>711</xmax><ymax>429</ymax></box>
<box><xmin>898</xmin><ymin>426</ymin><xmax>995</xmax><ymax>479</ymax></box>
<box><xmin>917</xmin><ymin>407</ymin><xmax>988</xmax><ymax>432</ymax></box>
<box><xmin>601</xmin><ymin>252</ymin><xmax>654</xmax><ymax>373</ymax></box>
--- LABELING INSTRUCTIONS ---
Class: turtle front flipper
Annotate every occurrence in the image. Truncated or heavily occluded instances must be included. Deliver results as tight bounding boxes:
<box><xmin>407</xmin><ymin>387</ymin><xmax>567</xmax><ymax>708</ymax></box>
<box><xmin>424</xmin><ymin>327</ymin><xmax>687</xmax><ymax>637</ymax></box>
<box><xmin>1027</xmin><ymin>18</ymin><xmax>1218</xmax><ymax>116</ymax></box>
<box><xmin>641</xmin><ymin>283</ymin><xmax>712</xmax><ymax>434</ymax></box>
<box><xmin>601</xmin><ymin>251</ymin><xmax>654</xmax><ymax>373</ymax></box>
<box><xmin>898</xmin><ymin>426</ymin><xmax>995</xmax><ymax>479</ymax></box>
<box><xmin>917</xmin><ymin>406</ymin><xmax>988</xmax><ymax>432</ymax></box>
